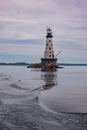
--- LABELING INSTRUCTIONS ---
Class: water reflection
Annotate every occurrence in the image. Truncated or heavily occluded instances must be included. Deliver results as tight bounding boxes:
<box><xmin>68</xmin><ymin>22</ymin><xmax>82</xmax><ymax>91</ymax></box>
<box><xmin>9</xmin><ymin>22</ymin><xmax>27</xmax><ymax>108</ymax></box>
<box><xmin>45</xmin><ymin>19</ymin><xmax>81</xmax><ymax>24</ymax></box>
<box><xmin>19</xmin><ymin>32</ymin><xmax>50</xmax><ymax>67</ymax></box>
<box><xmin>41</xmin><ymin>71</ymin><xmax>57</xmax><ymax>90</ymax></box>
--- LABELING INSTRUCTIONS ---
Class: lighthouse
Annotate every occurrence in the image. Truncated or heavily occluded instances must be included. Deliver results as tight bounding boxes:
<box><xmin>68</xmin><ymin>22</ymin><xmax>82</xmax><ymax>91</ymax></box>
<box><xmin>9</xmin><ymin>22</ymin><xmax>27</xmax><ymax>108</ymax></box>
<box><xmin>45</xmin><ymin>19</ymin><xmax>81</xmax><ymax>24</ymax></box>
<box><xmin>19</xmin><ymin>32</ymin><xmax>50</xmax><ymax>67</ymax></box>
<box><xmin>41</xmin><ymin>27</ymin><xmax>58</xmax><ymax>70</ymax></box>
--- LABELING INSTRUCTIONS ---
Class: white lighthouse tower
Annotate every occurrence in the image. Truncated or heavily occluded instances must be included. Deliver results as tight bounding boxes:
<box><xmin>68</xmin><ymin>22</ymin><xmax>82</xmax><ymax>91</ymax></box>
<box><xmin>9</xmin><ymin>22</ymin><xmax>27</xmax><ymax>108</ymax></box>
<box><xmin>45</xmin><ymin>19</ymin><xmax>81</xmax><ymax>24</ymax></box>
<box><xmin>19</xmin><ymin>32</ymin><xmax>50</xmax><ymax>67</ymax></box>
<box><xmin>44</xmin><ymin>27</ymin><xmax>54</xmax><ymax>59</ymax></box>
<box><xmin>41</xmin><ymin>27</ymin><xmax>58</xmax><ymax>70</ymax></box>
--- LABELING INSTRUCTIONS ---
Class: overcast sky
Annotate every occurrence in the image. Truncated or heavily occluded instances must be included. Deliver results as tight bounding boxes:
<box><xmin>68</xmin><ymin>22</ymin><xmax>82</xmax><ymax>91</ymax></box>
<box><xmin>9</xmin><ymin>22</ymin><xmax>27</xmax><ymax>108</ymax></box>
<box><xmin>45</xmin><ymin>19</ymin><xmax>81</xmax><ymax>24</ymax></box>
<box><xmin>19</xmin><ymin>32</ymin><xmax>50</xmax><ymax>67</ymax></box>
<box><xmin>0</xmin><ymin>0</ymin><xmax>87</xmax><ymax>63</ymax></box>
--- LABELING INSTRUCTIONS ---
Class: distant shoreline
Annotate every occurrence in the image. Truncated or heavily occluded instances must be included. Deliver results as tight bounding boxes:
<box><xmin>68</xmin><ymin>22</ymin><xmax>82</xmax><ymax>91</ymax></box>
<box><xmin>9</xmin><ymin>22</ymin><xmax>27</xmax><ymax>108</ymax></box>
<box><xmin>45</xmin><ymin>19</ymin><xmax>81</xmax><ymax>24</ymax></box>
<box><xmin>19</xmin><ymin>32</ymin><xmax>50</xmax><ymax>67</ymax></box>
<box><xmin>0</xmin><ymin>62</ymin><xmax>87</xmax><ymax>66</ymax></box>
<box><xmin>58</xmin><ymin>63</ymin><xmax>87</xmax><ymax>66</ymax></box>
<box><xmin>0</xmin><ymin>62</ymin><xmax>30</xmax><ymax>66</ymax></box>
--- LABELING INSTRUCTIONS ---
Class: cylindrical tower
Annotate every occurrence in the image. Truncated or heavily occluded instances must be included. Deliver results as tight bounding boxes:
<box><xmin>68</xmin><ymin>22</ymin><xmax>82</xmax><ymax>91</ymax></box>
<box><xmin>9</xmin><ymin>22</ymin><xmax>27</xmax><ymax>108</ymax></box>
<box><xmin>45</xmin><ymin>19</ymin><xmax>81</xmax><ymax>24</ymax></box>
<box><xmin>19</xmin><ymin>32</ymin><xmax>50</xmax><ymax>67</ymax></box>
<box><xmin>44</xmin><ymin>27</ymin><xmax>54</xmax><ymax>59</ymax></box>
<box><xmin>41</xmin><ymin>27</ymin><xmax>58</xmax><ymax>70</ymax></box>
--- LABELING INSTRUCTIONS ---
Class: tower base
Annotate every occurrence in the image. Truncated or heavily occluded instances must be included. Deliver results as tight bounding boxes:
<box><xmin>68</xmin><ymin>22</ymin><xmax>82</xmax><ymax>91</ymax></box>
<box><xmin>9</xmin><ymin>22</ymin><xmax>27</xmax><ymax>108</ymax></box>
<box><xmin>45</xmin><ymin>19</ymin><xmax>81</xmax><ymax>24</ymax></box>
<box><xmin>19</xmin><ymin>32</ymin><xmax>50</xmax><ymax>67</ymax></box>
<box><xmin>41</xmin><ymin>58</ymin><xmax>58</xmax><ymax>71</ymax></box>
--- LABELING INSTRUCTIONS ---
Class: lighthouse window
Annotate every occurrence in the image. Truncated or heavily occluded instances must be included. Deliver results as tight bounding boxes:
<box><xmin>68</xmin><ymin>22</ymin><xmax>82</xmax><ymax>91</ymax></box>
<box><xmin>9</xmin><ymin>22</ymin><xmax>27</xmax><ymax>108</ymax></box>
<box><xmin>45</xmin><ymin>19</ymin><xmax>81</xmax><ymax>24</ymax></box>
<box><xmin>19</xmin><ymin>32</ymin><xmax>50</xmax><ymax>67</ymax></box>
<box><xmin>49</xmin><ymin>55</ymin><xmax>51</xmax><ymax>57</ymax></box>
<box><xmin>49</xmin><ymin>47</ymin><xmax>51</xmax><ymax>50</ymax></box>
<box><xmin>49</xmin><ymin>40</ymin><xmax>51</xmax><ymax>42</ymax></box>
<box><xmin>46</xmin><ymin>43</ymin><xmax>48</xmax><ymax>46</ymax></box>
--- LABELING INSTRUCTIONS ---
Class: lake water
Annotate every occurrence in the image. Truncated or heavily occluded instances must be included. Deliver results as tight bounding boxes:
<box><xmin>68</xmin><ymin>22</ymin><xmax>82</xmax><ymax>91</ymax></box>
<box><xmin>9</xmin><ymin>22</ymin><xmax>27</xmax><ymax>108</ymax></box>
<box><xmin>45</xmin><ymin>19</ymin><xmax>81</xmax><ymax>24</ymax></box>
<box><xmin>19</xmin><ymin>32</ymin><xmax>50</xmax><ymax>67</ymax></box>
<box><xmin>0</xmin><ymin>65</ymin><xmax>87</xmax><ymax>130</ymax></box>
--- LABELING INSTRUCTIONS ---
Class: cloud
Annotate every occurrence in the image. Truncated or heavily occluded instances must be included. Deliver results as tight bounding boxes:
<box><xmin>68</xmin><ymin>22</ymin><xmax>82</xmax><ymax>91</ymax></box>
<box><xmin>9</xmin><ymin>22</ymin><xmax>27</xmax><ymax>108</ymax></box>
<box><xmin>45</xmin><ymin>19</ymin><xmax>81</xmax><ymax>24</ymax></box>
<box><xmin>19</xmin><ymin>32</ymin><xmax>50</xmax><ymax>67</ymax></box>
<box><xmin>0</xmin><ymin>0</ymin><xmax>87</xmax><ymax>63</ymax></box>
<box><xmin>0</xmin><ymin>43</ymin><xmax>44</xmax><ymax>57</ymax></box>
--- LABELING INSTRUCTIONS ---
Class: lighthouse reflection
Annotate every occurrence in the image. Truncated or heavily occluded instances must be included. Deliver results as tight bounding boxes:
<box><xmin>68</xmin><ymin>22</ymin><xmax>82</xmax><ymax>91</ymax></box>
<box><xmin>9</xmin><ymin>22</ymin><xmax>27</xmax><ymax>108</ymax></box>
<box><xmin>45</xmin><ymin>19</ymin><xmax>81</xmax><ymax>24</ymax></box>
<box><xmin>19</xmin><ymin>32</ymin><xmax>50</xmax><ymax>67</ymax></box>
<box><xmin>41</xmin><ymin>71</ymin><xmax>57</xmax><ymax>90</ymax></box>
